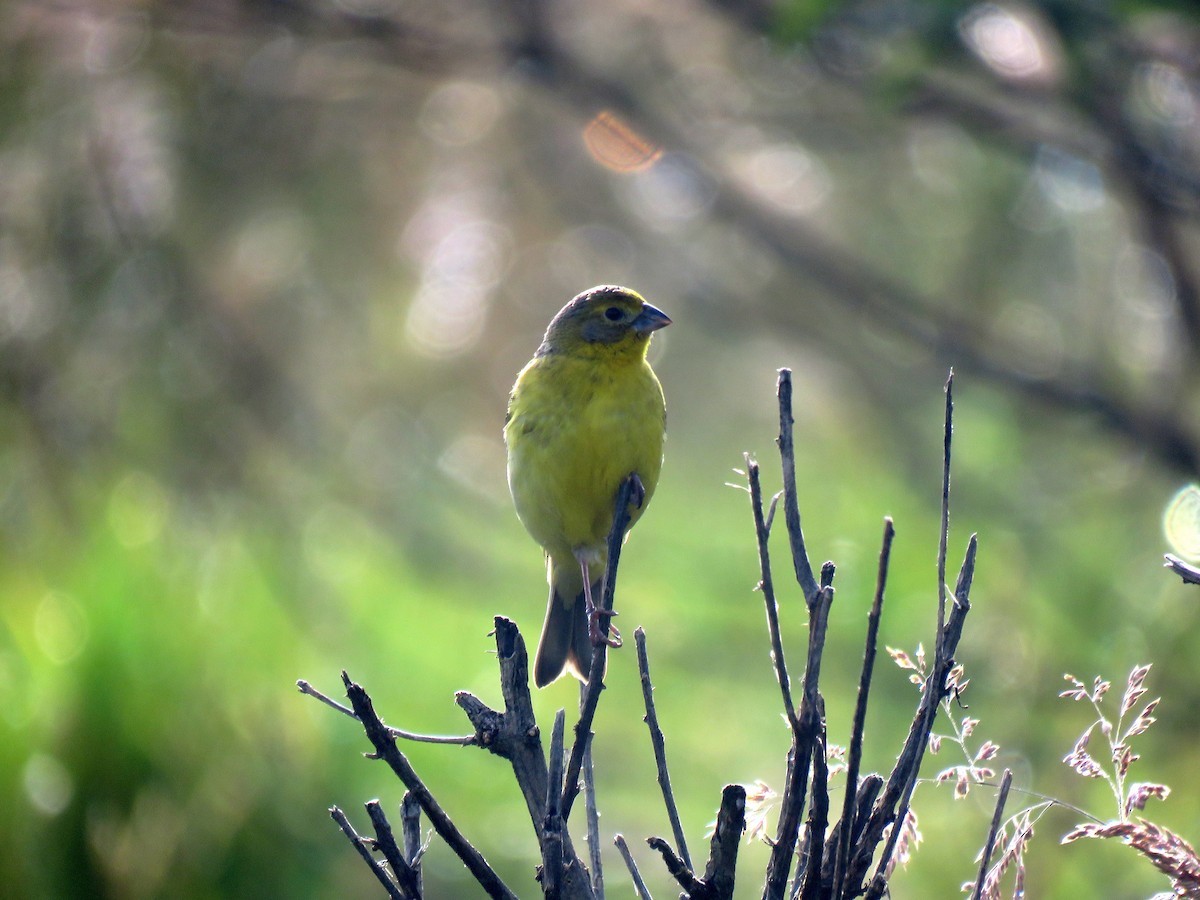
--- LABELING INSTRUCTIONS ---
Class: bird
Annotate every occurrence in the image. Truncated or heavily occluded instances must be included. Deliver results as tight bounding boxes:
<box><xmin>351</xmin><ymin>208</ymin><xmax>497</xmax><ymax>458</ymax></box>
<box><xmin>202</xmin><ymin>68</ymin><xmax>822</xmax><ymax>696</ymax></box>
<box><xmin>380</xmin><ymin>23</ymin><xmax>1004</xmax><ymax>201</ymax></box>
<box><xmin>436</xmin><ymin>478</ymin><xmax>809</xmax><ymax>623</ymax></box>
<box><xmin>504</xmin><ymin>285</ymin><xmax>670</xmax><ymax>688</ymax></box>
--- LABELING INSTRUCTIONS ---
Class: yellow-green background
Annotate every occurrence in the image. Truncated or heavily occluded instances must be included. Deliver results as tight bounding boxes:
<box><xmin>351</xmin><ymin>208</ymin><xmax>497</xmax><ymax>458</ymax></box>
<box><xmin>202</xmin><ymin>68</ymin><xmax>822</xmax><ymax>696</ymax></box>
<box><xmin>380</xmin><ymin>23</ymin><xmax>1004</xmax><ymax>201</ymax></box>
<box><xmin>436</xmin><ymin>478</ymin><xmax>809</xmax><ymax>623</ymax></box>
<box><xmin>3</xmin><ymin>2</ymin><xmax>1199</xmax><ymax>897</ymax></box>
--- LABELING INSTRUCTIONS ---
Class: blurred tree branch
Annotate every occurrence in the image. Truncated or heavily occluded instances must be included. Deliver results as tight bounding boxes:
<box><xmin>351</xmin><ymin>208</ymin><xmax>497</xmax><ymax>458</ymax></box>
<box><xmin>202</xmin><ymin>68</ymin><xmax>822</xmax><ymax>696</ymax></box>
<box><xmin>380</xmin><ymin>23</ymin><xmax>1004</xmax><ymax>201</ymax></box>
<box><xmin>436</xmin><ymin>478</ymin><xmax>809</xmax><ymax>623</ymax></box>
<box><xmin>498</xmin><ymin>1</ymin><xmax>1200</xmax><ymax>475</ymax></box>
<box><xmin>274</xmin><ymin>0</ymin><xmax>1200</xmax><ymax>474</ymax></box>
<box><xmin>14</xmin><ymin>0</ymin><xmax>1200</xmax><ymax>478</ymax></box>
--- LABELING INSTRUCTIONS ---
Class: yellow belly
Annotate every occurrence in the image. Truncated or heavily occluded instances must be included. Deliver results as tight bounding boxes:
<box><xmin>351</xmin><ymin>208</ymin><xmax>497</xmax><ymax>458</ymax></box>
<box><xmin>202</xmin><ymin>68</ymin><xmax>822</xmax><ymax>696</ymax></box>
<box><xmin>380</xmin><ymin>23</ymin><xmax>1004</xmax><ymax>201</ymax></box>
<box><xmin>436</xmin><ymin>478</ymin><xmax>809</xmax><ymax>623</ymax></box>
<box><xmin>505</xmin><ymin>353</ymin><xmax>665</xmax><ymax>564</ymax></box>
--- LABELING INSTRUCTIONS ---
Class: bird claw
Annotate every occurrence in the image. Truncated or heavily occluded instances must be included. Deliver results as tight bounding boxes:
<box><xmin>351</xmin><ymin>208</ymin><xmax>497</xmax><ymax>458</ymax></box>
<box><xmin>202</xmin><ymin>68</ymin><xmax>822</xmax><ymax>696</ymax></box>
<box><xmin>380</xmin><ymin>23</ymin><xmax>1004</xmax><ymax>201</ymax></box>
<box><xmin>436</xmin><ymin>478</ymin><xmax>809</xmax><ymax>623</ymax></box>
<box><xmin>587</xmin><ymin>604</ymin><xmax>622</xmax><ymax>648</ymax></box>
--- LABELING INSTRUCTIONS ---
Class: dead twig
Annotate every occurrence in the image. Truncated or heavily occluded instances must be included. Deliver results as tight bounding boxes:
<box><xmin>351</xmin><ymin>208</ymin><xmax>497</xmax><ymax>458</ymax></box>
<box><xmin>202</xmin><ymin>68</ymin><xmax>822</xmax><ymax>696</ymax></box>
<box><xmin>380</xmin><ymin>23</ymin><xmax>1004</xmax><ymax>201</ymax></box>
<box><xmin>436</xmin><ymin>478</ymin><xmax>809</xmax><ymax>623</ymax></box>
<box><xmin>746</xmin><ymin>454</ymin><xmax>798</xmax><ymax>730</ymax></box>
<box><xmin>400</xmin><ymin>792</ymin><xmax>424</xmax><ymax>896</ymax></box>
<box><xmin>454</xmin><ymin>620</ymin><xmax>597</xmax><ymax>899</ymax></box>
<box><xmin>341</xmin><ymin>671</ymin><xmax>520</xmax><ymax>900</ymax></box>
<box><xmin>544</xmin><ymin>709</ymin><xmax>567</xmax><ymax>900</ymax></box>
<box><xmin>776</xmin><ymin>369</ymin><xmax>819</xmax><ymax>605</ymax></box>
<box><xmin>833</xmin><ymin>518</ymin><xmax>894</xmax><ymax>898</ymax></box>
<box><xmin>614</xmin><ymin>834</ymin><xmax>654</xmax><ymax>900</ymax></box>
<box><xmin>970</xmin><ymin>769</ymin><xmax>1014</xmax><ymax>900</ymax></box>
<box><xmin>298</xmin><ymin>680</ymin><xmax>475</xmax><ymax>744</ymax></box>
<box><xmin>938</xmin><ymin>371</ymin><xmax>953</xmax><ymax>642</ymax></box>
<box><xmin>366</xmin><ymin>799</ymin><xmax>421</xmax><ymax>899</ymax></box>
<box><xmin>562</xmin><ymin>475</ymin><xmax>638</xmax><ymax>821</ymax></box>
<box><xmin>330</xmin><ymin>805</ymin><xmax>405</xmax><ymax>900</ymax></box>
<box><xmin>635</xmin><ymin>627</ymin><xmax>692</xmax><ymax>872</ymax></box>
<box><xmin>1164</xmin><ymin>554</ymin><xmax>1200</xmax><ymax>586</ymax></box>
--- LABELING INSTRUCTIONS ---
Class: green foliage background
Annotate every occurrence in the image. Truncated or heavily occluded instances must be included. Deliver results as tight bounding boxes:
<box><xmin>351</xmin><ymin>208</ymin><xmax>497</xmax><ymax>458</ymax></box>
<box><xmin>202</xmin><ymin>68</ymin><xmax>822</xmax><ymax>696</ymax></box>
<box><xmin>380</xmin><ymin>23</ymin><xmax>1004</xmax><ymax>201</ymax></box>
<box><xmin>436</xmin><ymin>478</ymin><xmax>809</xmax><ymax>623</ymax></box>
<box><xmin>3</xmin><ymin>1</ymin><xmax>1200</xmax><ymax>897</ymax></box>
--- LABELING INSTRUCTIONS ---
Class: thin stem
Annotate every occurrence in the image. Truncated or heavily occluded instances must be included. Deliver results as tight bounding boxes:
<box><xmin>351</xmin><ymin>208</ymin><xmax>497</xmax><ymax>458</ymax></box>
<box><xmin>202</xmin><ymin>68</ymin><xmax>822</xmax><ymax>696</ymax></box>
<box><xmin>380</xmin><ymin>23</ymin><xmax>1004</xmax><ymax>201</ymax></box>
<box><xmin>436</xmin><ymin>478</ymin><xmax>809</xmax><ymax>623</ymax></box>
<box><xmin>800</xmin><ymin>732</ymin><xmax>830</xmax><ymax>900</ymax></box>
<box><xmin>366</xmin><ymin>800</ymin><xmax>421</xmax><ymax>899</ymax></box>
<box><xmin>746</xmin><ymin>454</ymin><xmax>798</xmax><ymax>729</ymax></box>
<box><xmin>563</xmin><ymin>475</ymin><xmax>637</xmax><ymax>820</ymax></box>
<box><xmin>635</xmin><ymin>627</ymin><xmax>692</xmax><ymax>871</ymax></box>
<box><xmin>937</xmin><ymin>370</ymin><xmax>953</xmax><ymax>650</ymax></box>
<box><xmin>341</xmin><ymin>672</ymin><xmax>519</xmax><ymax>900</ymax></box>
<box><xmin>970</xmin><ymin>769</ymin><xmax>1013</xmax><ymax>900</ymax></box>
<box><xmin>298</xmin><ymin>680</ymin><xmax>475</xmax><ymax>744</ymax></box>
<box><xmin>330</xmin><ymin>805</ymin><xmax>404</xmax><ymax>900</ymax></box>
<box><xmin>400</xmin><ymin>792</ymin><xmax>424</xmax><ymax>896</ymax></box>
<box><xmin>764</xmin><ymin>586</ymin><xmax>833</xmax><ymax>900</ymax></box>
<box><xmin>854</xmin><ymin>536</ymin><xmax>975</xmax><ymax>899</ymax></box>
<box><xmin>1165</xmin><ymin>553</ymin><xmax>1200</xmax><ymax>585</ymax></box>
<box><xmin>647</xmin><ymin>836</ymin><xmax>701</xmax><ymax>895</ymax></box>
<box><xmin>581</xmin><ymin>683</ymin><xmax>604</xmax><ymax>898</ymax></box>
<box><xmin>614</xmin><ymin>834</ymin><xmax>654</xmax><ymax>900</ymax></box>
<box><xmin>834</xmin><ymin>518</ymin><xmax>894</xmax><ymax>899</ymax></box>
<box><xmin>544</xmin><ymin>708</ymin><xmax>567</xmax><ymax>900</ymax></box>
<box><xmin>776</xmin><ymin>369</ymin><xmax>819</xmax><ymax>604</ymax></box>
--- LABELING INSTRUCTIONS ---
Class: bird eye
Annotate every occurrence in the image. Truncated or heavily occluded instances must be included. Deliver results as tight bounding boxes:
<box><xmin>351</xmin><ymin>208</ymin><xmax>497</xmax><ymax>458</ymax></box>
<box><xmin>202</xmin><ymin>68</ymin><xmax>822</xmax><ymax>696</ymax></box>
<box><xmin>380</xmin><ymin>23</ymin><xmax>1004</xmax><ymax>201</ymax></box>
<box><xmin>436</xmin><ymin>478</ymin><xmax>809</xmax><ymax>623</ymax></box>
<box><xmin>604</xmin><ymin>306</ymin><xmax>624</xmax><ymax>321</ymax></box>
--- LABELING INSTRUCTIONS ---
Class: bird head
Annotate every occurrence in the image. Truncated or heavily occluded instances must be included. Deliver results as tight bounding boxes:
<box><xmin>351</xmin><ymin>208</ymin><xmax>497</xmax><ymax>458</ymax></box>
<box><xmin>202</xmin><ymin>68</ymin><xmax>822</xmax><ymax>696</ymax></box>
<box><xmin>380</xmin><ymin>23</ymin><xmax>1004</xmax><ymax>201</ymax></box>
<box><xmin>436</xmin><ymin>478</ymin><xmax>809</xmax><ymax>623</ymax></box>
<box><xmin>537</xmin><ymin>285</ymin><xmax>671</xmax><ymax>360</ymax></box>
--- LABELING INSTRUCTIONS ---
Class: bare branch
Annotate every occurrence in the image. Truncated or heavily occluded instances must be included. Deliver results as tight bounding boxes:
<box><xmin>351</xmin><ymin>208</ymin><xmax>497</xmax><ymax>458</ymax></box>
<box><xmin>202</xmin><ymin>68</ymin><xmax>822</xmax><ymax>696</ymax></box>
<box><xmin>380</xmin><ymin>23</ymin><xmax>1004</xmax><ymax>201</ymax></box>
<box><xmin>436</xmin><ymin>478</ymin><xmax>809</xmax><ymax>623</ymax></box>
<box><xmin>298</xmin><ymin>680</ymin><xmax>474</xmax><ymax>745</ymax></box>
<box><xmin>800</xmin><ymin>733</ymin><xmax>831</xmax><ymax>900</ymax></box>
<box><xmin>648</xmin><ymin>835</ymin><xmax>701</xmax><ymax>894</ymax></box>
<box><xmin>698</xmin><ymin>784</ymin><xmax>747</xmax><ymax>900</ymax></box>
<box><xmin>580</xmin><ymin>684</ymin><xmax>604</xmax><ymax>898</ymax></box>
<box><xmin>833</xmin><ymin>518</ymin><xmax>895</xmax><ymax>898</ymax></box>
<box><xmin>366</xmin><ymin>799</ymin><xmax>421</xmax><ymax>900</ymax></box>
<box><xmin>401</xmin><ymin>792</ymin><xmax>424</xmax><ymax>896</ymax></box>
<box><xmin>330</xmin><ymin>805</ymin><xmax>405</xmax><ymax>900</ymax></box>
<box><xmin>341</xmin><ymin>672</ymin><xmax>520</xmax><ymax>900</ymax></box>
<box><xmin>858</xmin><ymin>375</ymin><xmax>968</xmax><ymax>897</ymax></box>
<box><xmin>635</xmin><ymin>627</ymin><xmax>692</xmax><ymax>872</ymax></box>
<box><xmin>562</xmin><ymin>475</ymin><xmax>638</xmax><ymax>820</ymax></box>
<box><xmin>971</xmin><ymin>769</ymin><xmax>1014</xmax><ymax>900</ymax></box>
<box><xmin>746</xmin><ymin>454</ymin><xmax>799</xmax><ymax>729</ymax></box>
<box><xmin>764</xmin><ymin>586</ymin><xmax>834</xmax><ymax>900</ymax></box>
<box><xmin>1165</xmin><ymin>554</ymin><xmax>1200</xmax><ymax>586</ymax></box>
<box><xmin>614</xmin><ymin>834</ymin><xmax>654</xmax><ymax>900</ymax></box>
<box><xmin>453</xmin><ymin>621</ymin><xmax>597</xmax><ymax>899</ymax></box>
<box><xmin>544</xmin><ymin>709</ymin><xmax>567</xmax><ymax>900</ymax></box>
<box><xmin>455</xmin><ymin>619</ymin><xmax>549</xmax><ymax>834</ymax></box>
<box><xmin>651</xmin><ymin>784</ymin><xmax>746</xmax><ymax>900</ymax></box>
<box><xmin>776</xmin><ymin>369</ymin><xmax>819</xmax><ymax>604</ymax></box>
<box><xmin>855</xmin><ymin>536</ymin><xmax>976</xmax><ymax>899</ymax></box>
<box><xmin>938</xmin><ymin>370</ymin><xmax>953</xmax><ymax>646</ymax></box>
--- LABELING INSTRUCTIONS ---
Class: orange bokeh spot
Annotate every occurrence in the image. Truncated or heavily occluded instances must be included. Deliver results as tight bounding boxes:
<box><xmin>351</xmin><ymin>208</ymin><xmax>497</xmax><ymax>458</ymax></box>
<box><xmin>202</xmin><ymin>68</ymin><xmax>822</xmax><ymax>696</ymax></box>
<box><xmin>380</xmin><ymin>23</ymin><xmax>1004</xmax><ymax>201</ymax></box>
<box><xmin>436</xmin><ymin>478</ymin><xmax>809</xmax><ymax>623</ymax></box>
<box><xmin>582</xmin><ymin>111</ymin><xmax>663</xmax><ymax>173</ymax></box>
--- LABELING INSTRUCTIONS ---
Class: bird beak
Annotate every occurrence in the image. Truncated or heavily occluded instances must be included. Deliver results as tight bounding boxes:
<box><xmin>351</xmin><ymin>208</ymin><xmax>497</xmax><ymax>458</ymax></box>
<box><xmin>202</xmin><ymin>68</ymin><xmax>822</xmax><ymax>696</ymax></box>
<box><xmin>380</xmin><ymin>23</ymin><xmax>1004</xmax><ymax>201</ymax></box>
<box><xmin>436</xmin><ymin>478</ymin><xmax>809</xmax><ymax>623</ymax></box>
<box><xmin>633</xmin><ymin>302</ymin><xmax>672</xmax><ymax>336</ymax></box>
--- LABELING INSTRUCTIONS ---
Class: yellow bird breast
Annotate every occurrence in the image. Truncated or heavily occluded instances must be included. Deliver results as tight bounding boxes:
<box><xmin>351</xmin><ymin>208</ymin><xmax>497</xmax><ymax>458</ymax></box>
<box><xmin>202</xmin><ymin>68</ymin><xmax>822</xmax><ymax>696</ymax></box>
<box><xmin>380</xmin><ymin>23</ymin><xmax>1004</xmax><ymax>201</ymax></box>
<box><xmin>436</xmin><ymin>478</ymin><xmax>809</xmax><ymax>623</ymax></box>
<box><xmin>505</xmin><ymin>353</ymin><xmax>665</xmax><ymax>563</ymax></box>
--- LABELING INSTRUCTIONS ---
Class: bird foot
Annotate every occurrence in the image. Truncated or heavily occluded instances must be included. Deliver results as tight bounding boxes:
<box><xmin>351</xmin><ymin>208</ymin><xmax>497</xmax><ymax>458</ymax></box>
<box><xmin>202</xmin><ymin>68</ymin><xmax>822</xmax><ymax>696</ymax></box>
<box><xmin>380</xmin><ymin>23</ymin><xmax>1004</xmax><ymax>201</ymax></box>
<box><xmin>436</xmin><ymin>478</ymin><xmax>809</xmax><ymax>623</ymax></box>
<box><xmin>587</xmin><ymin>604</ymin><xmax>622</xmax><ymax>648</ymax></box>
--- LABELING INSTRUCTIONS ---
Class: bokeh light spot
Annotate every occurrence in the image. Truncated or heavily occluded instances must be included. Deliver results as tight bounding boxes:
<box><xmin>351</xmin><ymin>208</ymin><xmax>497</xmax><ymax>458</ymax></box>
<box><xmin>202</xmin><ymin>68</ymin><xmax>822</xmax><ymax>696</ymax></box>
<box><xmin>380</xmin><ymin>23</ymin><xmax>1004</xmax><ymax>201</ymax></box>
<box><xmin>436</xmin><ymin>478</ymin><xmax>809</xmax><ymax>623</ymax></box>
<box><xmin>583</xmin><ymin>111</ymin><xmax>663</xmax><ymax>174</ymax></box>
<box><xmin>226</xmin><ymin>209</ymin><xmax>310</xmax><ymax>301</ymax></box>
<box><xmin>23</xmin><ymin>753</ymin><xmax>73</xmax><ymax>817</ymax></box>
<box><xmin>404</xmin><ymin>218</ymin><xmax>508</xmax><ymax>358</ymax></box>
<box><xmin>907</xmin><ymin>124</ymin><xmax>979</xmax><ymax>194</ymax></box>
<box><xmin>108</xmin><ymin>472</ymin><xmax>168</xmax><ymax>548</ymax></box>
<box><xmin>83</xmin><ymin>12</ymin><xmax>151</xmax><ymax>75</ymax></box>
<box><xmin>738</xmin><ymin>144</ymin><xmax>831</xmax><ymax>214</ymax></box>
<box><xmin>1164</xmin><ymin>485</ymin><xmax>1200</xmax><ymax>561</ymax></box>
<box><xmin>1137</xmin><ymin>62</ymin><xmax>1196</xmax><ymax>127</ymax></box>
<box><xmin>619</xmin><ymin>155</ymin><xmax>714</xmax><ymax>231</ymax></box>
<box><xmin>438</xmin><ymin>432</ymin><xmax>506</xmax><ymax>502</ymax></box>
<box><xmin>960</xmin><ymin>3</ymin><xmax>1056</xmax><ymax>84</ymax></box>
<box><xmin>1114</xmin><ymin>244</ymin><xmax>1175</xmax><ymax>316</ymax></box>
<box><xmin>1032</xmin><ymin>146</ymin><xmax>1105</xmax><ymax>214</ymax></box>
<box><xmin>35</xmin><ymin>592</ymin><xmax>89</xmax><ymax>665</ymax></box>
<box><xmin>420</xmin><ymin>81</ymin><xmax>502</xmax><ymax>147</ymax></box>
<box><xmin>992</xmin><ymin>302</ymin><xmax>1064</xmax><ymax>379</ymax></box>
<box><xmin>303</xmin><ymin>503</ymin><xmax>381</xmax><ymax>588</ymax></box>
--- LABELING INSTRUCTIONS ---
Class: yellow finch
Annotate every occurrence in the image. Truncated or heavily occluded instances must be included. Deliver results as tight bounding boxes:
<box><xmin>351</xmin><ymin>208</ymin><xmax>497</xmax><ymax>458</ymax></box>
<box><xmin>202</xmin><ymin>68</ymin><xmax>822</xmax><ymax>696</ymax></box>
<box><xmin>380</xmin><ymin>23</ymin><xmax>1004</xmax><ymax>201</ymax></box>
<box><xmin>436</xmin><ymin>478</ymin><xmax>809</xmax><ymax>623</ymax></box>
<box><xmin>504</xmin><ymin>285</ymin><xmax>670</xmax><ymax>687</ymax></box>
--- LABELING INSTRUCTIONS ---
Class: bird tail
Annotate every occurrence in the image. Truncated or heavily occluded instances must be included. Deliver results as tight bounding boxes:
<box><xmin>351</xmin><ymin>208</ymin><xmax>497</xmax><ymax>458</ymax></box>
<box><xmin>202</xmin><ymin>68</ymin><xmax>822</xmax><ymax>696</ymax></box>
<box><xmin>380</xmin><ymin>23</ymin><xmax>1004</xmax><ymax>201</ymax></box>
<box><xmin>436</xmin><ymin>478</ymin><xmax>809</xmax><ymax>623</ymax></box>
<box><xmin>534</xmin><ymin>568</ymin><xmax>601</xmax><ymax>688</ymax></box>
